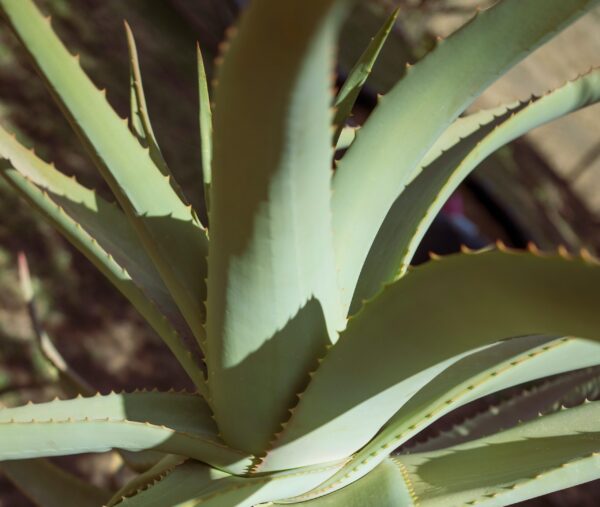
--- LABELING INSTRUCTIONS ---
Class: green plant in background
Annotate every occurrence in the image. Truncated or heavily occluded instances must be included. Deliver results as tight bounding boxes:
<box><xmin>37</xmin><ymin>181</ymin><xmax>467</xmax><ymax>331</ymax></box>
<box><xmin>0</xmin><ymin>0</ymin><xmax>600</xmax><ymax>505</ymax></box>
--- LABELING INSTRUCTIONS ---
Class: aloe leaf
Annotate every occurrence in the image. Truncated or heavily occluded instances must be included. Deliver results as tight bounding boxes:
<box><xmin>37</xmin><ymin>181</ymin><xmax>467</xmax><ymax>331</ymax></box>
<box><xmin>284</xmin><ymin>458</ymin><xmax>414</xmax><ymax>507</ymax></box>
<box><xmin>352</xmin><ymin>68</ymin><xmax>600</xmax><ymax>310</ymax></box>
<box><xmin>0</xmin><ymin>391</ymin><xmax>252</xmax><ymax>475</ymax></box>
<box><xmin>0</xmin><ymin>126</ymin><xmax>206</xmax><ymax>393</ymax></box>
<box><xmin>1</xmin><ymin>459</ymin><xmax>110</xmax><ymax>507</ymax></box>
<box><xmin>303</xmin><ymin>337</ymin><xmax>600</xmax><ymax>498</ymax></box>
<box><xmin>106</xmin><ymin>454</ymin><xmax>188</xmax><ymax>507</ymax></box>
<box><xmin>197</xmin><ymin>43</ymin><xmax>213</xmax><ymax>212</ymax></box>
<box><xmin>114</xmin><ymin>458</ymin><xmax>345</xmax><ymax>507</ymax></box>
<box><xmin>395</xmin><ymin>400</ymin><xmax>600</xmax><ymax>506</ymax></box>
<box><xmin>206</xmin><ymin>0</ymin><xmax>348</xmax><ymax>454</ymax></box>
<box><xmin>0</xmin><ymin>0</ymin><xmax>209</xmax><ymax>349</ymax></box>
<box><xmin>409</xmin><ymin>366</ymin><xmax>600</xmax><ymax>454</ymax></box>
<box><xmin>257</xmin><ymin>250</ymin><xmax>600</xmax><ymax>471</ymax></box>
<box><xmin>332</xmin><ymin>0</ymin><xmax>600</xmax><ymax>313</ymax></box>
<box><xmin>336</xmin><ymin>125</ymin><xmax>358</xmax><ymax>151</ymax></box>
<box><xmin>332</xmin><ymin>7</ymin><xmax>399</xmax><ymax>145</ymax></box>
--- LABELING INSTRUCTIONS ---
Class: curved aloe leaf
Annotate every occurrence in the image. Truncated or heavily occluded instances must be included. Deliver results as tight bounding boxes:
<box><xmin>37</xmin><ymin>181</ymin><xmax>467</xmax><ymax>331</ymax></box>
<box><xmin>395</xmin><ymin>400</ymin><xmax>600</xmax><ymax>506</ymax></box>
<box><xmin>257</xmin><ymin>250</ymin><xmax>600</xmax><ymax>471</ymax></box>
<box><xmin>352</xmin><ymin>68</ymin><xmax>600</xmax><ymax>310</ymax></box>
<box><xmin>1</xmin><ymin>459</ymin><xmax>110</xmax><ymax>507</ymax></box>
<box><xmin>0</xmin><ymin>0</ymin><xmax>209</xmax><ymax>349</ymax></box>
<box><xmin>409</xmin><ymin>366</ymin><xmax>600</xmax><ymax>454</ymax></box>
<box><xmin>332</xmin><ymin>0</ymin><xmax>600</xmax><ymax>312</ymax></box>
<box><xmin>197</xmin><ymin>43</ymin><xmax>213</xmax><ymax>213</ymax></box>
<box><xmin>0</xmin><ymin>126</ymin><xmax>206</xmax><ymax>393</ymax></box>
<box><xmin>114</xmin><ymin>459</ymin><xmax>345</xmax><ymax>507</ymax></box>
<box><xmin>332</xmin><ymin>7</ymin><xmax>399</xmax><ymax>145</ymax></box>
<box><xmin>0</xmin><ymin>391</ymin><xmax>252</xmax><ymax>475</ymax></box>
<box><xmin>284</xmin><ymin>458</ymin><xmax>414</xmax><ymax>507</ymax></box>
<box><xmin>304</xmin><ymin>337</ymin><xmax>600</xmax><ymax>498</ymax></box>
<box><xmin>206</xmin><ymin>0</ymin><xmax>349</xmax><ymax>454</ymax></box>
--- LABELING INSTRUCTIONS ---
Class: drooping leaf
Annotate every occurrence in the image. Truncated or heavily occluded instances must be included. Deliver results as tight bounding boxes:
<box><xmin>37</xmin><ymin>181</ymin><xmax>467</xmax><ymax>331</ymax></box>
<box><xmin>0</xmin><ymin>391</ymin><xmax>252</xmax><ymax>475</ymax></box>
<box><xmin>306</xmin><ymin>337</ymin><xmax>600</xmax><ymax>498</ymax></box>
<box><xmin>206</xmin><ymin>0</ymin><xmax>349</xmax><ymax>454</ymax></box>
<box><xmin>352</xmin><ymin>68</ymin><xmax>600</xmax><ymax>310</ymax></box>
<box><xmin>332</xmin><ymin>0</ymin><xmax>600</xmax><ymax>313</ymax></box>
<box><xmin>395</xmin><ymin>400</ymin><xmax>600</xmax><ymax>506</ymax></box>
<box><xmin>0</xmin><ymin>126</ymin><xmax>206</xmax><ymax>392</ymax></box>
<box><xmin>1</xmin><ymin>459</ymin><xmax>111</xmax><ymax>507</ymax></box>
<box><xmin>257</xmin><ymin>250</ymin><xmax>600</xmax><ymax>471</ymax></box>
<box><xmin>332</xmin><ymin>7</ymin><xmax>399</xmax><ymax>145</ymax></box>
<box><xmin>0</xmin><ymin>0</ymin><xmax>209</xmax><ymax>349</ymax></box>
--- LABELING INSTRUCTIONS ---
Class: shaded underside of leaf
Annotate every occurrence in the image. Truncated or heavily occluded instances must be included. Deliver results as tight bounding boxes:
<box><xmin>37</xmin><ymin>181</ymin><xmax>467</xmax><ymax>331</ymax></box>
<box><xmin>258</xmin><ymin>250</ymin><xmax>600</xmax><ymax>471</ymax></box>
<box><xmin>206</xmin><ymin>0</ymin><xmax>349</xmax><ymax>454</ymax></box>
<box><xmin>1</xmin><ymin>458</ymin><xmax>111</xmax><ymax>507</ymax></box>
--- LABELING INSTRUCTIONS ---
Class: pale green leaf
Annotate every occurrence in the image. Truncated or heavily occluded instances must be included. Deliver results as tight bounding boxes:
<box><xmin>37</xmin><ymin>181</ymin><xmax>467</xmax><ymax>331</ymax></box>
<box><xmin>397</xmin><ymin>400</ymin><xmax>600</xmax><ymax>506</ymax></box>
<box><xmin>0</xmin><ymin>0</ymin><xmax>209</xmax><ymax>348</ymax></box>
<box><xmin>332</xmin><ymin>0</ymin><xmax>600</xmax><ymax>313</ymax></box>
<box><xmin>352</xmin><ymin>68</ymin><xmax>600</xmax><ymax>310</ymax></box>
<box><xmin>256</xmin><ymin>250</ymin><xmax>600</xmax><ymax>471</ymax></box>
<box><xmin>206</xmin><ymin>0</ymin><xmax>348</xmax><ymax>454</ymax></box>
<box><xmin>283</xmin><ymin>458</ymin><xmax>413</xmax><ymax>507</ymax></box>
<box><xmin>300</xmin><ymin>337</ymin><xmax>600</xmax><ymax>499</ymax></box>
<box><xmin>0</xmin><ymin>391</ymin><xmax>252</xmax><ymax>475</ymax></box>
<box><xmin>197</xmin><ymin>43</ymin><xmax>213</xmax><ymax>212</ymax></box>
<box><xmin>0</xmin><ymin>126</ymin><xmax>206</xmax><ymax>393</ymax></box>
<box><xmin>114</xmin><ymin>459</ymin><xmax>345</xmax><ymax>507</ymax></box>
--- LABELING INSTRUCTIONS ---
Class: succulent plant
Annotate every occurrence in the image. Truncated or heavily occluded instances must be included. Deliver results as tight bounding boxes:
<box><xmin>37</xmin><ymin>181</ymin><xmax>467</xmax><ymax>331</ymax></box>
<box><xmin>0</xmin><ymin>0</ymin><xmax>600</xmax><ymax>505</ymax></box>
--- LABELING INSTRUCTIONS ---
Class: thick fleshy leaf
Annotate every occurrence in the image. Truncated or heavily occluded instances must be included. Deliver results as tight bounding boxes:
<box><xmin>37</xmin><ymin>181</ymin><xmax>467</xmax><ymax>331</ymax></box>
<box><xmin>0</xmin><ymin>391</ymin><xmax>252</xmax><ymax>475</ymax></box>
<box><xmin>206</xmin><ymin>0</ymin><xmax>348</xmax><ymax>454</ymax></box>
<box><xmin>303</xmin><ymin>337</ymin><xmax>600</xmax><ymax>499</ymax></box>
<box><xmin>256</xmin><ymin>250</ymin><xmax>600</xmax><ymax>471</ymax></box>
<box><xmin>1</xmin><ymin>459</ymin><xmax>110</xmax><ymax>507</ymax></box>
<box><xmin>284</xmin><ymin>458</ymin><xmax>414</xmax><ymax>507</ymax></box>
<box><xmin>114</xmin><ymin>459</ymin><xmax>345</xmax><ymax>507</ymax></box>
<box><xmin>409</xmin><ymin>366</ymin><xmax>600</xmax><ymax>454</ymax></box>
<box><xmin>0</xmin><ymin>0</ymin><xmax>209</xmax><ymax>348</ymax></box>
<box><xmin>0</xmin><ymin>126</ymin><xmax>206</xmax><ymax>392</ymax></box>
<box><xmin>332</xmin><ymin>0</ymin><xmax>600</xmax><ymax>312</ymax></box>
<box><xmin>396</xmin><ymin>400</ymin><xmax>600</xmax><ymax>506</ymax></box>
<box><xmin>352</xmin><ymin>68</ymin><xmax>600</xmax><ymax>310</ymax></box>
<box><xmin>197</xmin><ymin>43</ymin><xmax>213</xmax><ymax>212</ymax></box>
<box><xmin>332</xmin><ymin>7</ymin><xmax>398</xmax><ymax>145</ymax></box>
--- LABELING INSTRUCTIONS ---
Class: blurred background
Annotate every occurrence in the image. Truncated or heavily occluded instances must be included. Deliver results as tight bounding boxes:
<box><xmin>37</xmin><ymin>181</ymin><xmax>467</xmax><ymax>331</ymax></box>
<box><xmin>0</xmin><ymin>0</ymin><xmax>598</xmax><ymax>505</ymax></box>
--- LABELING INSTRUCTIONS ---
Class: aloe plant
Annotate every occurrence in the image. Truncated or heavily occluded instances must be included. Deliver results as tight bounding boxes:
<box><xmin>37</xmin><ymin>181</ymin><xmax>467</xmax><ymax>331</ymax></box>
<box><xmin>1</xmin><ymin>0</ymin><xmax>600</xmax><ymax>505</ymax></box>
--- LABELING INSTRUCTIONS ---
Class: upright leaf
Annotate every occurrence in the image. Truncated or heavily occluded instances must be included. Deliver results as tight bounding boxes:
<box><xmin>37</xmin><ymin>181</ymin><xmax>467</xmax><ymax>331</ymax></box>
<box><xmin>206</xmin><ymin>0</ymin><xmax>349</xmax><ymax>454</ymax></box>
<box><xmin>197</xmin><ymin>43</ymin><xmax>213</xmax><ymax>213</ymax></box>
<box><xmin>332</xmin><ymin>0</ymin><xmax>600</xmax><ymax>312</ymax></box>
<box><xmin>0</xmin><ymin>0</ymin><xmax>209</xmax><ymax>348</ymax></box>
<box><xmin>332</xmin><ymin>7</ymin><xmax>399</xmax><ymax>144</ymax></box>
